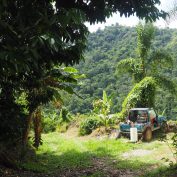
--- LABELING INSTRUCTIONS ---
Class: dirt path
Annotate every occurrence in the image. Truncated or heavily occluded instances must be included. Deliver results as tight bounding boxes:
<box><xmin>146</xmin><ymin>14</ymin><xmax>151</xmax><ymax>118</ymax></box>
<box><xmin>0</xmin><ymin>157</ymin><xmax>141</xmax><ymax>177</ymax></box>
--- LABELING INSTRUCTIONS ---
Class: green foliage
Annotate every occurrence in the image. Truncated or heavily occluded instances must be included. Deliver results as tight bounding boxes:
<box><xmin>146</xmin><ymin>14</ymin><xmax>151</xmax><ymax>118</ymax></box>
<box><xmin>137</xmin><ymin>23</ymin><xmax>155</xmax><ymax>62</ymax></box>
<box><xmin>15</xmin><ymin>92</ymin><xmax>29</xmax><ymax>115</ymax></box>
<box><xmin>160</xmin><ymin>133</ymin><xmax>177</xmax><ymax>166</ymax></box>
<box><xmin>93</xmin><ymin>91</ymin><xmax>113</xmax><ymax>127</ymax></box>
<box><xmin>120</xmin><ymin>77</ymin><xmax>156</xmax><ymax>119</ymax></box>
<box><xmin>57</xmin><ymin>107</ymin><xmax>73</xmax><ymax>133</ymax></box>
<box><xmin>172</xmin><ymin>133</ymin><xmax>177</xmax><ymax>162</ymax></box>
<box><xmin>59</xmin><ymin>107</ymin><xmax>72</xmax><ymax>123</ymax></box>
<box><xmin>0</xmin><ymin>98</ymin><xmax>26</xmax><ymax>142</ymax></box>
<box><xmin>41</xmin><ymin>117</ymin><xmax>57</xmax><ymax>133</ymax></box>
<box><xmin>154</xmin><ymin>75</ymin><xmax>176</xmax><ymax>94</ymax></box>
<box><xmin>141</xmin><ymin>165</ymin><xmax>177</xmax><ymax>177</ymax></box>
<box><xmin>148</xmin><ymin>49</ymin><xmax>173</xmax><ymax>72</ymax></box>
<box><xmin>56</xmin><ymin>122</ymin><xmax>69</xmax><ymax>133</ymax></box>
<box><xmin>116</xmin><ymin>23</ymin><xmax>176</xmax><ymax>118</ymax></box>
<box><xmin>41</xmin><ymin>106</ymin><xmax>72</xmax><ymax>133</ymax></box>
<box><xmin>67</xmin><ymin>25</ymin><xmax>177</xmax><ymax>120</ymax></box>
<box><xmin>58</xmin><ymin>0</ymin><xmax>167</xmax><ymax>24</ymax></box>
<box><xmin>79</xmin><ymin>117</ymin><xmax>101</xmax><ymax>136</ymax></box>
<box><xmin>117</xmin><ymin>58</ymin><xmax>142</xmax><ymax>83</ymax></box>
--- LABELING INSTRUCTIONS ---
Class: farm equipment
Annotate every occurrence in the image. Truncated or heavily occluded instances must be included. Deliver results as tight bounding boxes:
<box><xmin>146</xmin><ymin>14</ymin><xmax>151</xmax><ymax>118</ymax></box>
<box><xmin>119</xmin><ymin>108</ymin><xmax>168</xmax><ymax>141</ymax></box>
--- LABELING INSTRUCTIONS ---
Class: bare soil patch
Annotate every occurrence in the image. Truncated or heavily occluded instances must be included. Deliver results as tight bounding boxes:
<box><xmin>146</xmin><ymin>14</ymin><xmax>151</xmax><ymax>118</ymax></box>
<box><xmin>122</xmin><ymin>149</ymin><xmax>153</xmax><ymax>158</ymax></box>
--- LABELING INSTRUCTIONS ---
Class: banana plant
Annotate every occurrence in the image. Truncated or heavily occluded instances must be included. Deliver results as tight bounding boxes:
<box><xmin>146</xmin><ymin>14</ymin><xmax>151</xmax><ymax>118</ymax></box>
<box><xmin>93</xmin><ymin>90</ymin><xmax>112</xmax><ymax>128</ymax></box>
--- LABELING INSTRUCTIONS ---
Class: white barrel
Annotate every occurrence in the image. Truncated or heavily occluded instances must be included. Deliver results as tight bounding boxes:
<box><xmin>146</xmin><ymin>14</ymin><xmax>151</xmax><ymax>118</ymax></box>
<box><xmin>130</xmin><ymin>127</ymin><xmax>138</xmax><ymax>142</ymax></box>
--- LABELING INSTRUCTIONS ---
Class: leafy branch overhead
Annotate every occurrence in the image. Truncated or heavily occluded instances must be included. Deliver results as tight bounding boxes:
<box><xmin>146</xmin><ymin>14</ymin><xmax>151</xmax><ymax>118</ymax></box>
<box><xmin>58</xmin><ymin>0</ymin><xmax>167</xmax><ymax>23</ymax></box>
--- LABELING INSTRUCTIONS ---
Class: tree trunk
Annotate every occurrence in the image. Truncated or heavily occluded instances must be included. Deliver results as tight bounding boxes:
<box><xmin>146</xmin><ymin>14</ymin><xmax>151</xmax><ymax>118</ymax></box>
<box><xmin>33</xmin><ymin>107</ymin><xmax>42</xmax><ymax>149</ymax></box>
<box><xmin>23</xmin><ymin>112</ymin><xmax>33</xmax><ymax>146</ymax></box>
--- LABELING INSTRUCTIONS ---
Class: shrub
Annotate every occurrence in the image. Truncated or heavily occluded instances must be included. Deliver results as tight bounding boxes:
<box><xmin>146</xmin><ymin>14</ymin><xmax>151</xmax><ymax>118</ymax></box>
<box><xmin>93</xmin><ymin>91</ymin><xmax>112</xmax><ymax>128</ymax></box>
<box><xmin>41</xmin><ymin>117</ymin><xmax>57</xmax><ymax>133</ymax></box>
<box><xmin>41</xmin><ymin>106</ymin><xmax>73</xmax><ymax>133</ymax></box>
<box><xmin>59</xmin><ymin>107</ymin><xmax>72</xmax><ymax>123</ymax></box>
<box><xmin>168</xmin><ymin>120</ymin><xmax>177</xmax><ymax>132</ymax></box>
<box><xmin>56</xmin><ymin>122</ymin><xmax>69</xmax><ymax>133</ymax></box>
<box><xmin>79</xmin><ymin>117</ymin><xmax>101</xmax><ymax>136</ymax></box>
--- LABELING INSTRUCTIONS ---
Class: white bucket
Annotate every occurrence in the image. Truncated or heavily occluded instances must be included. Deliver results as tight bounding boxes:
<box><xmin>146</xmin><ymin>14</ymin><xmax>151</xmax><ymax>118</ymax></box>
<box><xmin>130</xmin><ymin>127</ymin><xmax>138</xmax><ymax>142</ymax></box>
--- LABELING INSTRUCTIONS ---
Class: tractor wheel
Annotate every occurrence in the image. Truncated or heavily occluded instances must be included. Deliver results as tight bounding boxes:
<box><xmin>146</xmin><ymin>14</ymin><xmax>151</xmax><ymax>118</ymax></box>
<box><xmin>109</xmin><ymin>130</ymin><xmax>121</xmax><ymax>139</ymax></box>
<box><xmin>161</xmin><ymin>122</ymin><xmax>169</xmax><ymax>133</ymax></box>
<box><xmin>116</xmin><ymin>130</ymin><xmax>122</xmax><ymax>139</ymax></box>
<box><xmin>143</xmin><ymin>128</ymin><xmax>152</xmax><ymax>142</ymax></box>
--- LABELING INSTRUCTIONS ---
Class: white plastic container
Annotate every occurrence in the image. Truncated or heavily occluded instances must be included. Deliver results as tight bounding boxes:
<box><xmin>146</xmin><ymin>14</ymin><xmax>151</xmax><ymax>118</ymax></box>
<box><xmin>130</xmin><ymin>127</ymin><xmax>138</xmax><ymax>142</ymax></box>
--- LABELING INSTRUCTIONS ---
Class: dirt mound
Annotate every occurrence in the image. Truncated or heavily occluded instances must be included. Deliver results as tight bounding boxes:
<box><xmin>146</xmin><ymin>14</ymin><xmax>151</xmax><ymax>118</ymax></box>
<box><xmin>90</xmin><ymin>127</ymin><xmax>108</xmax><ymax>137</ymax></box>
<box><xmin>62</xmin><ymin>125</ymin><xmax>115</xmax><ymax>140</ymax></box>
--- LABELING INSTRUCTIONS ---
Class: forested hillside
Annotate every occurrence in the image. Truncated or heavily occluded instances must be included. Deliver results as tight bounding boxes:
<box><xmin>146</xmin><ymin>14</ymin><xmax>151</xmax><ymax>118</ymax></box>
<box><xmin>67</xmin><ymin>24</ymin><xmax>177</xmax><ymax>119</ymax></box>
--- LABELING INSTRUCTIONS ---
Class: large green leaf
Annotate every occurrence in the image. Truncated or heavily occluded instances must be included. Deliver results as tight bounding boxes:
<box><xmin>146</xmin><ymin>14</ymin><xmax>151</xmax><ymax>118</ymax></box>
<box><xmin>63</xmin><ymin>67</ymin><xmax>78</xmax><ymax>73</ymax></box>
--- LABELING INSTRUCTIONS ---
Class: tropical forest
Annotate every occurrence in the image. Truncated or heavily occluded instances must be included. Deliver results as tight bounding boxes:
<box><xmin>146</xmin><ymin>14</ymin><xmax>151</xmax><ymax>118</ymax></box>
<box><xmin>0</xmin><ymin>0</ymin><xmax>177</xmax><ymax>177</ymax></box>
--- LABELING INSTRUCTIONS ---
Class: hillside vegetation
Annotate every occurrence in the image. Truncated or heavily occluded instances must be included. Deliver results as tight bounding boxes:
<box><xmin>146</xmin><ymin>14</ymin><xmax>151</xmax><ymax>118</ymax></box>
<box><xmin>67</xmin><ymin>24</ymin><xmax>177</xmax><ymax>118</ymax></box>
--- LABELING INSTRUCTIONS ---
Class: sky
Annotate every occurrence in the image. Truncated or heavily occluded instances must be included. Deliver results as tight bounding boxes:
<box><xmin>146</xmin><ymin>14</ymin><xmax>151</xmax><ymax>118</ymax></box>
<box><xmin>85</xmin><ymin>0</ymin><xmax>177</xmax><ymax>32</ymax></box>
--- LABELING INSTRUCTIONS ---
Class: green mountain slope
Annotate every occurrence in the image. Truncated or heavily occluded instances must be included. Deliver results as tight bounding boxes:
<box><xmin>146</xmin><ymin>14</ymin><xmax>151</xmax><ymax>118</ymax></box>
<box><xmin>67</xmin><ymin>24</ymin><xmax>177</xmax><ymax>119</ymax></box>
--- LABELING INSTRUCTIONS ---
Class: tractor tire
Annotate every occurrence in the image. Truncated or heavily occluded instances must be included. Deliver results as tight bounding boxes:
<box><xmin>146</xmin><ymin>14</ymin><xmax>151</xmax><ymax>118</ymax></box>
<box><xmin>161</xmin><ymin>122</ymin><xmax>169</xmax><ymax>133</ymax></box>
<box><xmin>117</xmin><ymin>130</ymin><xmax>122</xmax><ymax>139</ymax></box>
<box><xmin>143</xmin><ymin>127</ymin><xmax>152</xmax><ymax>142</ymax></box>
<box><xmin>109</xmin><ymin>130</ymin><xmax>121</xmax><ymax>139</ymax></box>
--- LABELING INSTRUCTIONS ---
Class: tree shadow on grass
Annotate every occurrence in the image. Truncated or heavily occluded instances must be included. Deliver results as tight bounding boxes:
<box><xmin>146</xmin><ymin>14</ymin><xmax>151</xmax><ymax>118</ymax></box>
<box><xmin>22</xmin><ymin>146</ymin><xmax>160</xmax><ymax>177</ymax></box>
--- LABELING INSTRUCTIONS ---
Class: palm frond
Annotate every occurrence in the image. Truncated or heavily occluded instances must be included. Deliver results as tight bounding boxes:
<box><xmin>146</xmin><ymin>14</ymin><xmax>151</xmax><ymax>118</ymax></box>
<box><xmin>136</xmin><ymin>23</ymin><xmax>155</xmax><ymax>58</ymax></box>
<box><xmin>117</xmin><ymin>58</ymin><xmax>135</xmax><ymax>73</ymax></box>
<box><xmin>120</xmin><ymin>77</ymin><xmax>156</xmax><ymax>118</ymax></box>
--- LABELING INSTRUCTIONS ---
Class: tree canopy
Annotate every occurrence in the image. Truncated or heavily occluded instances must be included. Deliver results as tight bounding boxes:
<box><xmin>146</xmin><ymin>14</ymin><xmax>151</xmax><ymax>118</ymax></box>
<box><xmin>58</xmin><ymin>0</ymin><xmax>167</xmax><ymax>23</ymax></box>
<box><xmin>0</xmin><ymin>0</ymin><xmax>167</xmax><ymax>77</ymax></box>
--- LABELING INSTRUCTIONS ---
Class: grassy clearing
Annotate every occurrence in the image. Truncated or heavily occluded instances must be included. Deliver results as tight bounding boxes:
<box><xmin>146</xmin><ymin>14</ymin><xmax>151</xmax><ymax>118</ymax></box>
<box><xmin>22</xmin><ymin>132</ymin><xmax>176</xmax><ymax>176</ymax></box>
<box><xmin>23</xmin><ymin>133</ymin><xmax>135</xmax><ymax>172</ymax></box>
